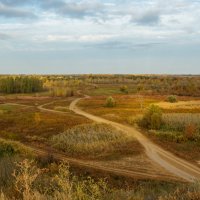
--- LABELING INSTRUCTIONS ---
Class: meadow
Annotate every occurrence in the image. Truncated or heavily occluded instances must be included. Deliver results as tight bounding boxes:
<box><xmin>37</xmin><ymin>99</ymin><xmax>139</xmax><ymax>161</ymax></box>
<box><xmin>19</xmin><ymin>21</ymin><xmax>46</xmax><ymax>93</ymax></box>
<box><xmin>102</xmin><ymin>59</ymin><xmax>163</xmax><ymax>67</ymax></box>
<box><xmin>0</xmin><ymin>75</ymin><xmax>200</xmax><ymax>199</ymax></box>
<box><xmin>50</xmin><ymin>123</ymin><xmax>141</xmax><ymax>159</ymax></box>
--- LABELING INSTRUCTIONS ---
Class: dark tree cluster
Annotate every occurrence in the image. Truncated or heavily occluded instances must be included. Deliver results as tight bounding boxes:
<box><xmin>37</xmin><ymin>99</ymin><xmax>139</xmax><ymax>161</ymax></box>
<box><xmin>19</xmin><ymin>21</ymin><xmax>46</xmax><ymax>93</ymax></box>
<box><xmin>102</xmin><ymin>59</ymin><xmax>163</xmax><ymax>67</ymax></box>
<box><xmin>0</xmin><ymin>76</ymin><xmax>43</xmax><ymax>94</ymax></box>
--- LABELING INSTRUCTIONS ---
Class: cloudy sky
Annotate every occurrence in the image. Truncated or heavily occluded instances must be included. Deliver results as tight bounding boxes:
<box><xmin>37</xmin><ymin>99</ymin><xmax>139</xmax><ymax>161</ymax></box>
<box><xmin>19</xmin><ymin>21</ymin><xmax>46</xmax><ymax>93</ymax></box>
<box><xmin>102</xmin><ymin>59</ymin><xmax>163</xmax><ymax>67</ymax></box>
<box><xmin>0</xmin><ymin>0</ymin><xmax>200</xmax><ymax>74</ymax></box>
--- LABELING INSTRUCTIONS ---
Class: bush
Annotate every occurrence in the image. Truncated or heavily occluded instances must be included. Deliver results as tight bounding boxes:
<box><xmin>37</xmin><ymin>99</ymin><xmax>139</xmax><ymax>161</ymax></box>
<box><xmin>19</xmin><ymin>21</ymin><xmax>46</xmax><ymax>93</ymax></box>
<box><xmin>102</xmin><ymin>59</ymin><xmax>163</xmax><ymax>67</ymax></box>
<box><xmin>120</xmin><ymin>85</ymin><xmax>128</xmax><ymax>94</ymax></box>
<box><xmin>166</xmin><ymin>95</ymin><xmax>177</xmax><ymax>103</ymax></box>
<box><xmin>140</xmin><ymin>105</ymin><xmax>162</xmax><ymax>130</ymax></box>
<box><xmin>105</xmin><ymin>96</ymin><xmax>116</xmax><ymax>108</ymax></box>
<box><xmin>0</xmin><ymin>138</ymin><xmax>32</xmax><ymax>157</ymax></box>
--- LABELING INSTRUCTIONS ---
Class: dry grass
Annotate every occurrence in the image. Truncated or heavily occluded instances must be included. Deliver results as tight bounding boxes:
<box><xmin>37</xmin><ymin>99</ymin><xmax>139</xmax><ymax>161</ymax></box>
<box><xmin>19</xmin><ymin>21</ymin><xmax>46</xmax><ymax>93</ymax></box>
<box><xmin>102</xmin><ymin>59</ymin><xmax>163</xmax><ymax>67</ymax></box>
<box><xmin>162</xmin><ymin>113</ymin><xmax>200</xmax><ymax>132</ymax></box>
<box><xmin>156</xmin><ymin>100</ymin><xmax>200</xmax><ymax>113</ymax></box>
<box><xmin>146</xmin><ymin>113</ymin><xmax>200</xmax><ymax>162</ymax></box>
<box><xmin>0</xmin><ymin>158</ymin><xmax>187</xmax><ymax>200</ymax></box>
<box><xmin>0</xmin><ymin>102</ymin><xmax>90</xmax><ymax>141</ymax></box>
<box><xmin>78</xmin><ymin>95</ymin><xmax>161</xmax><ymax>124</ymax></box>
<box><xmin>50</xmin><ymin>123</ymin><xmax>142</xmax><ymax>159</ymax></box>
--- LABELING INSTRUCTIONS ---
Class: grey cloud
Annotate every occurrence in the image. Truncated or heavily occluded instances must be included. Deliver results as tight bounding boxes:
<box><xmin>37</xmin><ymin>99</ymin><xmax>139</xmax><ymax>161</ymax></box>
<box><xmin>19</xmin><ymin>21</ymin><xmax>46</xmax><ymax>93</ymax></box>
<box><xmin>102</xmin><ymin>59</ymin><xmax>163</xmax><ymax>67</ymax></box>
<box><xmin>132</xmin><ymin>10</ymin><xmax>160</xmax><ymax>25</ymax></box>
<box><xmin>86</xmin><ymin>41</ymin><xmax>162</xmax><ymax>50</ymax></box>
<box><xmin>0</xmin><ymin>4</ymin><xmax>36</xmax><ymax>18</ymax></box>
<box><xmin>0</xmin><ymin>32</ymin><xmax>11</xmax><ymax>40</ymax></box>
<box><xmin>0</xmin><ymin>0</ymin><xmax>29</xmax><ymax>6</ymax></box>
<box><xmin>39</xmin><ymin>0</ymin><xmax>104</xmax><ymax>18</ymax></box>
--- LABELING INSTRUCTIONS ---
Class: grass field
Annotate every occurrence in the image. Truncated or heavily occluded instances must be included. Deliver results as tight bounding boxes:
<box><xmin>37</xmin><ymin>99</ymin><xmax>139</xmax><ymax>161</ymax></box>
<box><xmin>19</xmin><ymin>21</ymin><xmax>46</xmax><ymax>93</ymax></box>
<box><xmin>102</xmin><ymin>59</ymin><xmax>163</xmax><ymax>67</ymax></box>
<box><xmin>156</xmin><ymin>100</ymin><xmax>200</xmax><ymax>113</ymax></box>
<box><xmin>78</xmin><ymin>95</ymin><xmax>161</xmax><ymax>124</ymax></box>
<box><xmin>50</xmin><ymin>123</ymin><xmax>142</xmax><ymax>160</ymax></box>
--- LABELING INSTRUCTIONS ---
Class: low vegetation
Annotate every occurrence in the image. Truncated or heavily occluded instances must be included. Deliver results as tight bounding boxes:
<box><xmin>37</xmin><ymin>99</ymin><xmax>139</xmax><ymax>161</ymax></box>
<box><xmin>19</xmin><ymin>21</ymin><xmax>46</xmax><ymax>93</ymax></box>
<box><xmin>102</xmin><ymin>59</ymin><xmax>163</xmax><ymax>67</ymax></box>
<box><xmin>141</xmin><ymin>110</ymin><xmax>200</xmax><ymax>161</ymax></box>
<box><xmin>0</xmin><ymin>138</ymin><xmax>32</xmax><ymax>157</ymax></box>
<box><xmin>0</xmin><ymin>158</ymin><xmax>199</xmax><ymax>200</ymax></box>
<box><xmin>105</xmin><ymin>96</ymin><xmax>116</xmax><ymax>108</ymax></box>
<box><xmin>166</xmin><ymin>95</ymin><xmax>177</xmax><ymax>103</ymax></box>
<box><xmin>120</xmin><ymin>85</ymin><xmax>128</xmax><ymax>94</ymax></box>
<box><xmin>140</xmin><ymin>104</ymin><xmax>162</xmax><ymax>130</ymax></box>
<box><xmin>50</xmin><ymin>123</ymin><xmax>140</xmax><ymax>159</ymax></box>
<box><xmin>0</xmin><ymin>103</ymin><xmax>90</xmax><ymax>141</ymax></box>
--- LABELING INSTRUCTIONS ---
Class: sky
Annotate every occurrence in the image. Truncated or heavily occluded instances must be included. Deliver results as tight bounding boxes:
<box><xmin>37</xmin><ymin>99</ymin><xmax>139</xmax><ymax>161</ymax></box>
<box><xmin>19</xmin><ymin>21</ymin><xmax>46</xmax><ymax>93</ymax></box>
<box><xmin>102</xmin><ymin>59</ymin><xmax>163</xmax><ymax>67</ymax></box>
<box><xmin>0</xmin><ymin>0</ymin><xmax>200</xmax><ymax>74</ymax></box>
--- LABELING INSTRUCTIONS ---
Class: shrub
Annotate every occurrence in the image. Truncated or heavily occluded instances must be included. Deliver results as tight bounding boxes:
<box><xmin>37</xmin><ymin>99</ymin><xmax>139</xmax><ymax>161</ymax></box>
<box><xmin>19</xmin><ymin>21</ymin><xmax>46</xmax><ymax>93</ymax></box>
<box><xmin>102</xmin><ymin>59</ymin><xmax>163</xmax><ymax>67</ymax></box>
<box><xmin>0</xmin><ymin>138</ymin><xmax>32</xmax><ymax>157</ymax></box>
<box><xmin>166</xmin><ymin>95</ymin><xmax>177</xmax><ymax>103</ymax></box>
<box><xmin>11</xmin><ymin>159</ymin><xmax>109</xmax><ymax>200</ymax></box>
<box><xmin>140</xmin><ymin>104</ymin><xmax>162</xmax><ymax>130</ymax></box>
<box><xmin>105</xmin><ymin>96</ymin><xmax>116</xmax><ymax>108</ymax></box>
<box><xmin>120</xmin><ymin>85</ymin><xmax>128</xmax><ymax>94</ymax></box>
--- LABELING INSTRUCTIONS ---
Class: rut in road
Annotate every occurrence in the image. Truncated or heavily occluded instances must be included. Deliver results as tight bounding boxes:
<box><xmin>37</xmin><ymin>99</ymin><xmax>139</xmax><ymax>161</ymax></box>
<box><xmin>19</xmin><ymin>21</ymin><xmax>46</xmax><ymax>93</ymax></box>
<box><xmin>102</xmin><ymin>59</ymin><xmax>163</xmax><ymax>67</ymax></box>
<box><xmin>69</xmin><ymin>96</ymin><xmax>200</xmax><ymax>183</ymax></box>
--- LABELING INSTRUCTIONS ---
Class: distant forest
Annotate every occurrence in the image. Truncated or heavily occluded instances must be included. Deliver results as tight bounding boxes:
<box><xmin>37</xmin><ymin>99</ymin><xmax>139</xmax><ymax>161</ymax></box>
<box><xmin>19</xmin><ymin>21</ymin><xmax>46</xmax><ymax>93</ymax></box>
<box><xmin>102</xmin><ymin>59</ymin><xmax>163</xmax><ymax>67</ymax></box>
<box><xmin>43</xmin><ymin>74</ymin><xmax>200</xmax><ymax>97</ymax></box>
<box><xmin>0</xmin><ymin>76</ymin><xmax>43</xmax><ymax>94</ymax></box>
<box><xmin>0</xmin><ymin>74</ymin><xmax>200</xmax><ymax>96</ymax></box>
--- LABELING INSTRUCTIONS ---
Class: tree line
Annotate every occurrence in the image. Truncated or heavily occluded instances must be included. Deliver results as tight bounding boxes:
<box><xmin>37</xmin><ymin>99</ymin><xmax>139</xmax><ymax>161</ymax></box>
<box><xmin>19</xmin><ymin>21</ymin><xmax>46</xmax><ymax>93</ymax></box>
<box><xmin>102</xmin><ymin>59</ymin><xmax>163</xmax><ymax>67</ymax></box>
<box><xmin>0</xmin><ymin>76</ymin><xmax>43</xmax><ymax>94</ymax></box>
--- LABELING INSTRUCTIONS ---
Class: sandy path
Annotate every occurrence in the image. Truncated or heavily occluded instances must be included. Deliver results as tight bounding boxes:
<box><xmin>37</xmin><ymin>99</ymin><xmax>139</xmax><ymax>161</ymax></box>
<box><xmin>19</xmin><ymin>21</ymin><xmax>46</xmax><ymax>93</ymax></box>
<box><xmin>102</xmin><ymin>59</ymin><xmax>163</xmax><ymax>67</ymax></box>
<box><xmin>69</xmin><ymin>96</ymin><xmax>200</xmax><ymax>182</ymax></box>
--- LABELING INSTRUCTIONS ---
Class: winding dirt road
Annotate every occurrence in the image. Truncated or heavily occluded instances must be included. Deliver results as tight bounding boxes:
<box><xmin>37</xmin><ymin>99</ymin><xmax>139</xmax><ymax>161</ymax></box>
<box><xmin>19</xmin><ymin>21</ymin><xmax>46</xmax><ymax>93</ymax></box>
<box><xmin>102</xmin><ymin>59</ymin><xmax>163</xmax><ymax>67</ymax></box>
<box><xmin>69</xmin><ymin>96</ymin><xmax>200</xmax><ymax>182</ymax></box>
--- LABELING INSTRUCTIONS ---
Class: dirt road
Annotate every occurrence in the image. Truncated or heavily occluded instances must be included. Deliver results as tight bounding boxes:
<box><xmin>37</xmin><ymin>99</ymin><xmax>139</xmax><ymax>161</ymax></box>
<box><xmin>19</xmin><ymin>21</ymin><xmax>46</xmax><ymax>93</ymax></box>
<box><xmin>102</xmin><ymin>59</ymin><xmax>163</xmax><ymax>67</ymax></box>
<box><xmin>69</xmin><ymin>96</ymin><xmax>200</xmax><ymax>182</ymax></box>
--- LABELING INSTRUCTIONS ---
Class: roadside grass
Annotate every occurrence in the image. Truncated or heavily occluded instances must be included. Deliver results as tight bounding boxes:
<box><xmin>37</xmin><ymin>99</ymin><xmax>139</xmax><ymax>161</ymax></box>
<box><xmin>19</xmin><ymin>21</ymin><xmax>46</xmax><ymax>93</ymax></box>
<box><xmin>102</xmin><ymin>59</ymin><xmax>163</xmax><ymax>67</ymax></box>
<box><xmin>50</xmin><ymin>123</ymin><xmax>143</xmax><ymax>160</ymax></box>
<box><xmin>78</xmin><ymin>95</ymin><xmax>161</xmax><ymax>124</ymax></box>
<box><xmin>143</xmin><ymin>113</ymin><xmax>200</xmax><ymax>162</ymax></box>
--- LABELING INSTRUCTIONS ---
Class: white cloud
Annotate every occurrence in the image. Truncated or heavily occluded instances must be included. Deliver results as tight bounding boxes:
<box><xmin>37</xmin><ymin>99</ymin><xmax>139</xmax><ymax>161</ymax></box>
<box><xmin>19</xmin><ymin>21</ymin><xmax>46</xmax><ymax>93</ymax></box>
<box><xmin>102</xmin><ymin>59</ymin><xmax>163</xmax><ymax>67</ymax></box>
<box><xmin>47</xmin><ymin>34</ymin><xmax>118</xmax><ymax>42</ymax></box>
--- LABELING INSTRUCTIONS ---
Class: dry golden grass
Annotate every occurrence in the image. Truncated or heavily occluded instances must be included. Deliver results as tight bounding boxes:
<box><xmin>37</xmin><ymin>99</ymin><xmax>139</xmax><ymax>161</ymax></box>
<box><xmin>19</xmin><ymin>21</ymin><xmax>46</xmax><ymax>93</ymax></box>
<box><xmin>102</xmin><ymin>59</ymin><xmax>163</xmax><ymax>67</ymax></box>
<box><xmin>0</xmin><ymin>101</ymin><xmax>91</xmax><ymax>141</ymax></box>
<box><xmin>78</xmin><ymin>95</ymin><xmax>161</xmax><ymax>124</ymax></box>
<box><xmin>156</xmin><ymin>100</ymin><xmax>200</xmax><ymax>113</ymax></box>
<box><xmin>50</xmin><ymin>123</ymin><xmax>142</xmax><ymax>159</ymax></box>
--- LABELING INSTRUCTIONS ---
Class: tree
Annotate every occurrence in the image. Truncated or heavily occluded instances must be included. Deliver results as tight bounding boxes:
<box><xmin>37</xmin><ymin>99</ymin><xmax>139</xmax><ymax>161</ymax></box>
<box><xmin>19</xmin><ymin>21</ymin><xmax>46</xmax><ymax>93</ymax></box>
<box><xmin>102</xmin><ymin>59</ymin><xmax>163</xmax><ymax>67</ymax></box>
<box><xmin>0</xmin><ymin>76</ymin><xmax>43</xmax><ymax>94</ymax></box>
